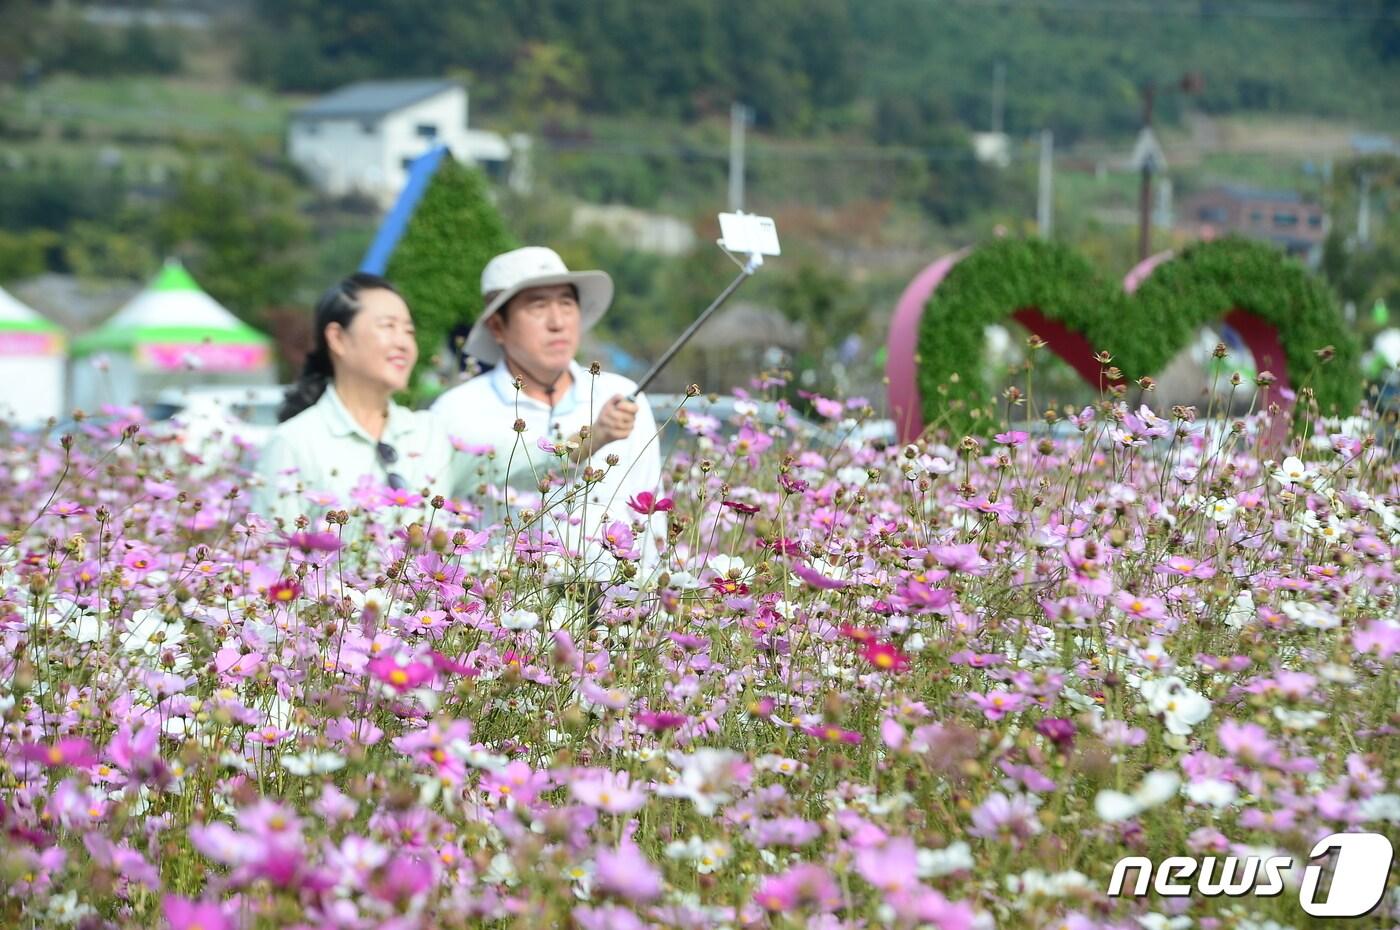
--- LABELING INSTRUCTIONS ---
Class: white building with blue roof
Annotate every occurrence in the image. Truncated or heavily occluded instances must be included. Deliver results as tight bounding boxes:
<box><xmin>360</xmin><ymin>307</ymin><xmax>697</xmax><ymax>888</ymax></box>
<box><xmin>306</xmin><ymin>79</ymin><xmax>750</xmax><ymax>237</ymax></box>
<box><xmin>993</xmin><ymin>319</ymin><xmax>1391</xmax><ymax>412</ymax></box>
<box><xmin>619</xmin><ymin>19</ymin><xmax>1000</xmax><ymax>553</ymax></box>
<box><xmin>288</xmin><ymin>79</ymin><xmax>509</xmax><ymax>205</ymax></box>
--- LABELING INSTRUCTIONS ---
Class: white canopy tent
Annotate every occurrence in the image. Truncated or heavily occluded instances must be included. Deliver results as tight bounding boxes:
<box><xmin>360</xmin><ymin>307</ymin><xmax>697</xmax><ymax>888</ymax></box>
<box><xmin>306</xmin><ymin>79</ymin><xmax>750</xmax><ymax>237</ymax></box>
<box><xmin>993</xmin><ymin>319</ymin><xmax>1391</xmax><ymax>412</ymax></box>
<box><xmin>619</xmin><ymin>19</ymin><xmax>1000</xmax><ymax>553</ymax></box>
<box><xmin>0</xmin><ymin>286</ymin><xmax>66</xmax><ymax>424</ymax></box>
<box><xmin>70</xmin><ymin>261</ymin><xmax>275</xmax><ymax>412</ymax></box>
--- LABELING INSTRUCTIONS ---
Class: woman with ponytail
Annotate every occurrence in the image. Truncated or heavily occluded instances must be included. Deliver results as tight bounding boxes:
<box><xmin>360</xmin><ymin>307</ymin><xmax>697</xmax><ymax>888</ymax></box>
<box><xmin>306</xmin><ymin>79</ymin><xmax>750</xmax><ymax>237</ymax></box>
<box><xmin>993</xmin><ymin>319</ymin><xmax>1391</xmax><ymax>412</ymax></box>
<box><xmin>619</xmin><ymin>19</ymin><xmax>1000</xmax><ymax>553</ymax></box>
<box><xmin>252</xmin><ymin>273</ymin><xmax>458</xmax><ymax>525</ymax></box>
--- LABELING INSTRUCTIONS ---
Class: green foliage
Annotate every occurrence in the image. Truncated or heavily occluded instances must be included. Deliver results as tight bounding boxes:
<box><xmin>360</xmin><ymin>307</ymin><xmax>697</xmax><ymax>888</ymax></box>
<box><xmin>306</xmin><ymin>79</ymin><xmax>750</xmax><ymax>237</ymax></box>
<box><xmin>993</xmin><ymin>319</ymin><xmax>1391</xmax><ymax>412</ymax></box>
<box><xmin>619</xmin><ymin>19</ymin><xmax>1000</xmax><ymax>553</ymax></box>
<box><xmin>383</xmin><ymin>158</ymin><xmax>518</xmax><ymax>389</ymax></box>
<box><xmin>1128</xmin><ymin>238</ymin><xmax>1361</xmax><ymax>416</ymax></box>
<box><xmin>8</xmin><ymin>7</ymin><xmax>182</xmax><ymax>80</ymax></box>
<box><xmin>0</xmin><ymin>229</ymin><xmax>56</xmax><ymax>283</ymax></box>
<box><xmin>242</xmin><ymin>0</ymin><xmax>859</xmax><ymax>132</ymax></box>
<box><xmin>0</xmin><ymin>167</ymin><xmax>127</xmax><ymax>235</ymax></box>
<box><xmin>155</xmin><ymin>153</ymin><xmax>308</xmax><ymax>327</ymax></box>
<box><xmin>241</xmin><ymin>1</ymin><xmax>1396</xmax><ymax>139</ymax></box>
<box><xmin>916</xmin><ymin>237</ymin><xmax>1361</xmax><ymax>435</ymax></box>
<box><xmin>61</xmin><ymin>220</ymin><xmax>157</xmax><ymax>281</ymax></box>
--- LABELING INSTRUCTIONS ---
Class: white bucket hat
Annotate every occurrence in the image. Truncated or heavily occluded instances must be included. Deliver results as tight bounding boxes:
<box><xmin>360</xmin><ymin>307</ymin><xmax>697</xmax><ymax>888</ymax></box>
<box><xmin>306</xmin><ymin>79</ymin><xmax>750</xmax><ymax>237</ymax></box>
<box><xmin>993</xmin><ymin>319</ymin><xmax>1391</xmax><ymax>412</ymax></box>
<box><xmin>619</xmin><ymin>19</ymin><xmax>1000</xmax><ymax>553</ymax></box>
<box><xmin>464</xmin><ymin>246</ymin><xmax>613</xmax><ymax>366</ymax></box>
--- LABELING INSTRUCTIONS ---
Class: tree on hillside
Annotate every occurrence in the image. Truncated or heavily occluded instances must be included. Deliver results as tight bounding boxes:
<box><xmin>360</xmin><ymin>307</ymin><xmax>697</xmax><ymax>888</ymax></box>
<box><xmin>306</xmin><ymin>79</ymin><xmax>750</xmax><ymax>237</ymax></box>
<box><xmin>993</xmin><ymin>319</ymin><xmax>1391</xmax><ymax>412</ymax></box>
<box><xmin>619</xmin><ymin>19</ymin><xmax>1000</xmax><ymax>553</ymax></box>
<box><xmin>155</xmin><ymin>153</ymin><xmax>307</xmax><ymax>328</ymax></box>
<box><xmin>383</xmin><ymin>158</ymin><xmax>517</xmax><ymax>393</ymax></box>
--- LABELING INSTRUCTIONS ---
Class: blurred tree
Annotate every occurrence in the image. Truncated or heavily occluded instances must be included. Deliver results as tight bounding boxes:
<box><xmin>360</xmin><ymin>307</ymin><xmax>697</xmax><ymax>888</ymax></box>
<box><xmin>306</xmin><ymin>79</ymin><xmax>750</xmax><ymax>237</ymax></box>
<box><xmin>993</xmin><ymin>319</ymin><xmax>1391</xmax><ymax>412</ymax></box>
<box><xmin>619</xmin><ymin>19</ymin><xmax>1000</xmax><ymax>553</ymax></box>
<box><xmin>508</xmin><ymin>41</ymin><xmax>590</xmax><ymax>128</ymax></box>
<box><xmin>0</xmin><ymin>230</ymin><xmax>57</xmax><ymax>283</ymax></box>
<box><xmin>155</xmin><ymin>153</ymin><xmax>308</xmax><ymax>327</ymax></box>
<box><xmin>383</xmin><ymin>157</ymin><xmax>517</xmax><ymax>393</ymax></box>
<box><xmin>62</xmin><ymin>219</ymin><xmax>158</xmax><ymax>281</ymax></box>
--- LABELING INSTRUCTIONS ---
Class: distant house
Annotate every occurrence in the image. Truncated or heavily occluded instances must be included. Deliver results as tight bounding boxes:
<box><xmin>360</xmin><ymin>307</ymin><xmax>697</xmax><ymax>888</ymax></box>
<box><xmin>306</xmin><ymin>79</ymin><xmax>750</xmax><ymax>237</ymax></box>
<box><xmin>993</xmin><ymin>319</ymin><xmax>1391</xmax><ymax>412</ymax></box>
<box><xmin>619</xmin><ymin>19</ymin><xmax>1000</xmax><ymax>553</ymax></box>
<box><xmin>1178</xmin><ymin>185</ymin><xmax>1327</xmax><ymax>262</ymax></box>
<box><xmin>288</xmin><ymin>79</ymin><xmax>510</xmax><ymax>206</ymax></box>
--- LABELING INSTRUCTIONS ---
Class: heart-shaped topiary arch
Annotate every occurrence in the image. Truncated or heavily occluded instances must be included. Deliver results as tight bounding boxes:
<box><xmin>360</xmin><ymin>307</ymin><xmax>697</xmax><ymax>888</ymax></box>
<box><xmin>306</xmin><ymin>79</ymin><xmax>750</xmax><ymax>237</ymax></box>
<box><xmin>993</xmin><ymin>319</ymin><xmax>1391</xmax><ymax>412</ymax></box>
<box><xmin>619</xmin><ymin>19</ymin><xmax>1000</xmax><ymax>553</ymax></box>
<box><xmin>887</xmin><ymin>236</ymin><xmax>1361</xmax><ymax>441</ymax></box>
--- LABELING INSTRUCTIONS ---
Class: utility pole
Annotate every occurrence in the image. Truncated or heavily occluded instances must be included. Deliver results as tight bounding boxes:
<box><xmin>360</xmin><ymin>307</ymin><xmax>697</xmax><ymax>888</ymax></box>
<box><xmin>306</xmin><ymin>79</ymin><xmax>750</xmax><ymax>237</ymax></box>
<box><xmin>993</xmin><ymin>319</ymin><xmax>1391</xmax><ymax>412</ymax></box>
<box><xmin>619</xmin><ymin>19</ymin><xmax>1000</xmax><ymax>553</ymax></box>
<box><xmin>1132</xmin><ymin>73</ymin><xmax>1202</xmax><ymax>261</ymax></box>
<box><xmin>1136</xmin><ymin>83</ymin><xmax>1156</xmax><ymax>262</ymax></box>
<box><xmin>991</xmin><ymin>61</ymin><xmax>1006</xmax><ymax>135</ymax></box>
<box><xmin>1358</xmin><ymin>173</ymin><xmax>1372</xmax><ymax>245</ymax></box>
<box><xmin>728</xmin><ymin>102</ymin><xmax>749</xmax><ymax>212</ymax></box>
<box><xmin>1037</xmin><ymin>129</ymin><xmax>1054</xmax><ymax>237</ymax></box>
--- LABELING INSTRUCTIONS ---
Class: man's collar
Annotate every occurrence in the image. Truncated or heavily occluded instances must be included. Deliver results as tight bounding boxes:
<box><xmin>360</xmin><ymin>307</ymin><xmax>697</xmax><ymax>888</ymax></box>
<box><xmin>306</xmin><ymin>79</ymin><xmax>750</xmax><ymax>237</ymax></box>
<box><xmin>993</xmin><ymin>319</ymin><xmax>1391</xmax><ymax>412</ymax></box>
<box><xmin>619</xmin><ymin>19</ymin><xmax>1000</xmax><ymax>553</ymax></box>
<box><xmin>489</xmin><ymin>359</ymin><xmax>584</xmax><ymax>413</ymax></box>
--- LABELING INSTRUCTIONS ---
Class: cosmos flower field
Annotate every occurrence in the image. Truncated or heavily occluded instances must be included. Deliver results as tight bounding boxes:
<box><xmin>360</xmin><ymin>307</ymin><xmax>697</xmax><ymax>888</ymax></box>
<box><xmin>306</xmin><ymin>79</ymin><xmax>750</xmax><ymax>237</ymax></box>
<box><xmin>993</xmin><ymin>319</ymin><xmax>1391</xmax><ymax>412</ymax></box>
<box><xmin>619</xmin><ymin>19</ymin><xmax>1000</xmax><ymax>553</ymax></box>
<box><xmin>2</xmin><ymin>378</ymin><xmax>1398</xmax><ymax>929</ymax></box>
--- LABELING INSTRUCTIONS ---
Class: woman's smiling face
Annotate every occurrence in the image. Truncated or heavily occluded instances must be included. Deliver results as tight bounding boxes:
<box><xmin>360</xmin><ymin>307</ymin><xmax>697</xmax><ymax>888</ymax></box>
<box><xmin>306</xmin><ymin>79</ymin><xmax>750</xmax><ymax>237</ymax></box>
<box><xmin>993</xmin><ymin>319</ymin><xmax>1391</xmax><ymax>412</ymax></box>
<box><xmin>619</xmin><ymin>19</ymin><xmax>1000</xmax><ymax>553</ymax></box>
<box><xmin>327</xmin><ymin>287</ymin><xmax>417</xmax><ymax>393</ymax></box>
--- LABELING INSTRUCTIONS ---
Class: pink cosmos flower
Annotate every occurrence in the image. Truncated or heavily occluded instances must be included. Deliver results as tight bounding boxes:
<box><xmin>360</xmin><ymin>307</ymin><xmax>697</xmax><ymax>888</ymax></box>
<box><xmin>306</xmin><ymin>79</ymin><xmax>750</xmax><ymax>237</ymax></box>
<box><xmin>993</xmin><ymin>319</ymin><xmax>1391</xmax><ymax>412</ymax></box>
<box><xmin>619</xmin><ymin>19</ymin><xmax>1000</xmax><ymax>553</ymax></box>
<box><xmin>279</xmin><ymin>530</ymin><xmax>342</xmax><ymax>553</ymax></box>
<box><xmin>481</xmin><ymin>760</ymin><xmax>548</xmax><ymax>806</ymax></box>
<box><xmin>595</xmin><ymin>840</ymin><xmax>662</xmax><ymax>901</ymax></box>
<box><xmin>265</xmin><ymin>578</ymin><xmax>300</xmax><ymax>605</ymax></box>
<box><xmin>571</xmin><ymin>769</ymin><xmax>647</xmax><ymax>814</ymax></box>
<box><xmin>804</xmin><ymin>724</ymin><xmax>862</xmax><ymax>745</ymax></box>
<box><xmin>754</xmin><ymin>862</ymin><xmax>843</xmax><ymax>913</ymax></box>
<box><xmin>366</xmin><ymin>654</ymin><xmax>435</xmax><ymax>693</ymax></box>
<box><xmin>856</xmin><ymin>836</ymin><xmax>919</xmax><ymax>893</ymax></box>
<box><xmin>602</xmin><ymin>521</ymin><xmax>639</xmax><ymax>559</ymax></box>
<box><xmin>22</xmin><ymin>738</ymin><xmax>97</xmax><ymax>769</ymax></box>
<box><xmin>627</xmin><ymin>491</ymin><xmax>674</xmax><ymax>514</ymax></box>
<box><xmin>1114</xmin><ymin>590</ymin><xmax>1168</xmax><ymax>621</ymax></box>
<box><xmin>163</xmin><ymin>894</ymin><xmax>231</xmax><ymax>930</ymax></box>
<box><xmin>791</xmin><ymin>562</ymin><xmax>850</xmax><ymax>590</ymax></box>
<box><xmin>1156</xmin><ymin>556</ymin><xmax>1216</xmax><ymax>579</ymax></box>
<box><xmin>861</xmin><ymin>641</ymin><xmax>911</xmax><ymax>673</ymax></box>
<box><xmin>1034</xmin><ymin>717</ymin><xmax>1076</xmax><ymax>750</ymax></box>
<box><xmin>968</xmin><ymin>792</ymin><xmax>1042</xmax><ymax>842</ymax></box>
<box><xmin>894</xmin><ymin>576</ymin><xmax>954</xmax><ymax>612</ymax></box>
<box><xmin>370</xmin><ymin>853</ymin><xmax>436</xmax><ymax>906</ymax></box>
<box><xmin>1217</xmin><ymin>720</ymin><xmax>1279</xmax><ymax>765</ymax></box>
<box><xmin>1354</xmin><ymin>619</ymin><xmax>1400</xmax><ymax>660</ymax></box>
<box><xmin>968</xmin><ymin>690</ymin><xmax>1029</xmax><ymax>721</ymax></box>
<box><xmin>637</xmin><ymin>710</ymin><xmax>688</xmax><ymax>732</ymax></box>
<box><xmin>573</xmin><ymin>906</ymin><xmax>648</xmax><ymax>930</ymax></box>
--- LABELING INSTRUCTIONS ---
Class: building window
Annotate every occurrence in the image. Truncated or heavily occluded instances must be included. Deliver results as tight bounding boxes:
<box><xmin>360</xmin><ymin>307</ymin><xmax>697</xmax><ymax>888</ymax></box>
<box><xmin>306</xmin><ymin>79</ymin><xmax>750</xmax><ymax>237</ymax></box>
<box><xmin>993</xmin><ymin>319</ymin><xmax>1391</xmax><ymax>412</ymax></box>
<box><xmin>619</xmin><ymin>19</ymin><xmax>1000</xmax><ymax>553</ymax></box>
<box><xmin>1197</xmin><ymin>206</ymin><xmax>1228</xmax><ymax>223</ymax></box>
<box><xmin>1307</xmin><ymin>214</ymin><xmax>1322</xmax><ymax>229</ymax></box>
<box><xmin>416</xmin><ymin>123</ymin><xmax>438</xmax><ymax>139</ymax></box>
<box><xmin>401</xmin><ymin>157</ymin><xmax>415</xmax><ymax>171</ymax></box>
<box><xmin>1249</xmin><ymin>210</ymin><xmax>1263</xmax><ymax>225</ymax></box>
<box><xmin>1273</xmin><ymin>212</ymin><xmax>1298</xmax><ymax>228</ymax></box>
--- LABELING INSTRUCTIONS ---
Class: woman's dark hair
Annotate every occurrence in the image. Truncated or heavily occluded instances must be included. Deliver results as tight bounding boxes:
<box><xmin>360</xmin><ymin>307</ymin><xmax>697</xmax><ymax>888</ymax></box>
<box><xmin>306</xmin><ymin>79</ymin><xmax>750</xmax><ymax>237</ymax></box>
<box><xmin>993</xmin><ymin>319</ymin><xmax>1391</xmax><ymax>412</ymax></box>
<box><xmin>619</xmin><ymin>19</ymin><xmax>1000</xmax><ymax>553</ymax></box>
<box><xmin>278</xmin><ymin>272</ymin><xmax>401</xmax><ymax>422</ymax></box>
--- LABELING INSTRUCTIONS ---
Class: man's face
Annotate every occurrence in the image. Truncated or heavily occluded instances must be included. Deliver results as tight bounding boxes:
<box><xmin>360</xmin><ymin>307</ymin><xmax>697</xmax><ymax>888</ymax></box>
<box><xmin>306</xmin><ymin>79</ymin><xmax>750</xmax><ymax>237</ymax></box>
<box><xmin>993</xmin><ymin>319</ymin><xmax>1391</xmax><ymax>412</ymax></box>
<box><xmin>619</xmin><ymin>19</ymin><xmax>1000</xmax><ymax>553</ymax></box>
<box><xmin>488</xmin><ymin>284</ymin><xmax>581</xmax><ymax>375</ymax></box>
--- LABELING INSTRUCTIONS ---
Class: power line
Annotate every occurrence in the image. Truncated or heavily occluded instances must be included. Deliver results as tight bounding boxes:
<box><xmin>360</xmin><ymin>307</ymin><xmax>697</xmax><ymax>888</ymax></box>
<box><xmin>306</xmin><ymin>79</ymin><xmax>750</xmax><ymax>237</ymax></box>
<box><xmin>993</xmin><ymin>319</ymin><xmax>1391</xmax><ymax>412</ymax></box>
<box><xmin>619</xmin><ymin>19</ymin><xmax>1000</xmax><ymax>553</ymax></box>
<box><xmin>936</xmin><ymin>0</ymin><xmax>1400</xmax><ymax>23</ymax></box>
<box><xmin>540</xmin><ymin>137</ymin><xmax>992</xmax><ymax>164</ymax></box>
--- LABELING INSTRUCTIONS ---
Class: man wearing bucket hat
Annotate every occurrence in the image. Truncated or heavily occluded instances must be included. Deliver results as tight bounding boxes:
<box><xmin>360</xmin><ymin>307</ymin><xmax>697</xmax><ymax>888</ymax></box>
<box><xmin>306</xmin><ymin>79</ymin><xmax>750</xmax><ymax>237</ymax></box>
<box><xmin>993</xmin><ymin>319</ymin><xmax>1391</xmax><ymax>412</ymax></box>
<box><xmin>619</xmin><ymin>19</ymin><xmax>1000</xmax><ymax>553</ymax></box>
<box><xmin>432</xmin><ymin>246</ymin><xmax>663</xmax><ymax>573</ymax></box>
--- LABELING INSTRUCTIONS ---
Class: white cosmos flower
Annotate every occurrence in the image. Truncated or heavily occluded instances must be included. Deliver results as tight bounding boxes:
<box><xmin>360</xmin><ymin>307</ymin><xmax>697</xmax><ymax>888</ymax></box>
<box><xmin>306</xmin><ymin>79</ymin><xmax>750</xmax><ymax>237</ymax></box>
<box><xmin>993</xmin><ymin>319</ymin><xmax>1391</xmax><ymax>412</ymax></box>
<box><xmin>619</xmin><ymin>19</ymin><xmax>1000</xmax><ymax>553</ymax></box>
<box><xmin>123</xmin><ymin>608</ymin><xmax>186</xmax><ymax>656</ymax></box>
<box><xmin>657</xmin><ymin>748</ymin><xmax>744</xmax><ymax>816</ymax></box>
<box><xmin>1139</xmin><ymin>676</ymin><xmax>1211</xmax><ymax>735</ymax></box>
<box><xmin>917</xmin><ymin>841</ymin><xmax>974</xmax><ymax>878</ymax></box>
<box><xmin>501</xmin><ymin>608</ymin><xmax>539</xmax><ymax>631</ymax></box>
<box><xmin>1095</xmin><ymin>770</ymin><xmax>1181</xmax><ymax>823</ymax></box>
<box><xmin>1273</xmin><ymin>707</ymin><xmax>1327</xmax><ymax>730</ymax></box>
<box><xmin>707</xmin><ymin>554</ymin><xmax>752</xmax><ymax>581</ymax></box>
<box><xmin>1184</xmin><ymin>778</ymin><xmax>1238</xmax><ymax>807</ymax></box>
<box><xmin>665</xmin><ymin>570</ymin><xmax>702</xmax><ymax>590</ymax></box>
<box><xmin>1279</xmin><ymin>600</ymin><xmax>1339</xmax><ymax>631</ymax></box>
<box><xmin>1358</xmin><ymin>794</ymin><xmax>1400</xmax><ymax>823</ymax></box>
<box><xmin>665</xmin><ymin>836</ymin><xmax>731</xmax><ymax>873</ymax></box>
<box><xmin>482</xmin><ymin>852</ymin><xmax>519</xmax><ymax>886</ymax></box>
<box><xmin>1224</xmin><ymin>590</ymin><xmax>1255</xmax><ymax>629</ymax></box>
<box><xmin>282</xmin><ymin>750</ymin><xmax>346</xmax><ymax>776</ymax></box>
<box><xmin>64</xmin><ymin>614</ymin><xmax>109</xmax><ymax>644</ymax></box>
<box><xmin>1271</xmin><ymin>456</ymin><xmax>1311</xmax><ymax>486</ymax></box>
<box><xmin>1206</xmin><ymin>497</ymin><xmax>1238</xmax><ymax>523</ymax></box>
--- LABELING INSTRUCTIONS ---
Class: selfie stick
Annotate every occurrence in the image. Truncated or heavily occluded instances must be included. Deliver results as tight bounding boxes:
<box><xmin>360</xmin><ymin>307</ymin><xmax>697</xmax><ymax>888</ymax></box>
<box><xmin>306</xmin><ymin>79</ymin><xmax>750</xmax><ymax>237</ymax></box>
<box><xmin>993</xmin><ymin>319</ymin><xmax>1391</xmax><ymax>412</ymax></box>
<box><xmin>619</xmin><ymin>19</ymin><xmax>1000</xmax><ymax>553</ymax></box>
<box><xmin>628</xmin><ymin>253</ymin><xmax>763</xmax><ymax>399</ymax></box>
<box><xmin>628</xmin><ymin>212</ymin><xmax>779</xmax><ymax>399</ymax></box>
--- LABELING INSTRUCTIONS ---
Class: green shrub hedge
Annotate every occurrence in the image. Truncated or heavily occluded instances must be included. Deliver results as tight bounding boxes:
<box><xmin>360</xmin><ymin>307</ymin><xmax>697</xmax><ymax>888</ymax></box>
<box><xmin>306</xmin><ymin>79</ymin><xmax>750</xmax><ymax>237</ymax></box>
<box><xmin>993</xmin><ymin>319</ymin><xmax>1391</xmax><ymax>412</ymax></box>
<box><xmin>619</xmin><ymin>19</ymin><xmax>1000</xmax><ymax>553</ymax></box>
<box><xmin>916</xmin><ymin>236</ymin><xmax>1360</xmax><ymax>435</ymax></box>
